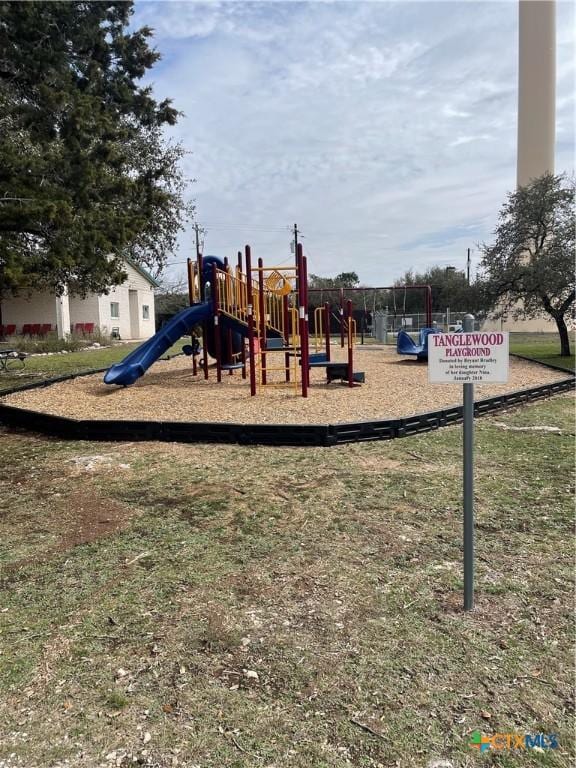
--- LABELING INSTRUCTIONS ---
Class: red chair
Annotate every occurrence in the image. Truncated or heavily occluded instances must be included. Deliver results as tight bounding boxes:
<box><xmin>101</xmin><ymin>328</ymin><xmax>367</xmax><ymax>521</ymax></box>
<box><xmin>74</xmin><ymin>323</ymin><xmax>85</xmax><ymax>335</ymax></box>
<box><xmin>84</xmin><ymin>322</ymin><xmax>95</xmax><ymax>335</ymax></box>
<box><xmin>22</xmin><ymin>324</ymin><xmax>32</xmax><ymax>335</ymax></box>
<box><xmin>30</xmin><ymin>324</ymin><xmax>41</xmax><ymax>335</ymax></box>
<box><xmin>5</xmin><ymin>324</ymin><xmax>16</xmax><ymax>336</ymax></box>
<box><xmin>40</xmin><ymin>324</ymin><xmax>52</xmax><ymax>336</ymax></box>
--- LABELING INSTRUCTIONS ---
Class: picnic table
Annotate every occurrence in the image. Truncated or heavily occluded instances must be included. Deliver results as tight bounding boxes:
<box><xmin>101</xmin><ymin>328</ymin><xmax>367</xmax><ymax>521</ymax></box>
<box><xmin>0</xmin><ymin>349</ymin><xmax>27</xmax><ymax>372</ymax></box>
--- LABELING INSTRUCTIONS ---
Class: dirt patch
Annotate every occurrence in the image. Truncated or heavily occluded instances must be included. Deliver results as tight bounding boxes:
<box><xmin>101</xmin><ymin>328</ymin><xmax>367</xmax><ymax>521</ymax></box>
<box><xmin>3</xmin><ymin>492</ymin><xmax>135</xmax><ymax>575</ymax></box>
<box><xmin>57</xmin><ymin>492</ymin><xmax>134</xmax><ymax>551</ymax></box>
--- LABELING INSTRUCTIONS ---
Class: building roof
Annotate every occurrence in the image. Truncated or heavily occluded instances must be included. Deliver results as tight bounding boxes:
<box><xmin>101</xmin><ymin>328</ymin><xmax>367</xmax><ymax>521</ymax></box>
<box><xmin>125</xmin><ymin>258</ymin><xmax>161</xmax><ymax>288</ymax></box>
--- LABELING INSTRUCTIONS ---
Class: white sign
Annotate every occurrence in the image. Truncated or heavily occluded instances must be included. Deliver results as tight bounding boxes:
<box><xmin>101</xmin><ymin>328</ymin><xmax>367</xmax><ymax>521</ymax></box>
<box><xmin>428</xmin><ymin>332</ymin><xmax>509</xmax><ymax>384</ymax></box>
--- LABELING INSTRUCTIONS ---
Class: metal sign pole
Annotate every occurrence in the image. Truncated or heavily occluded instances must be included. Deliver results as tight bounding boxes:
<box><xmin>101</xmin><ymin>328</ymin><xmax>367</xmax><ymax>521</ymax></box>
<box><xmin>462</xmin><ymin>313</ymin><xmax>475</xmax><ymax>611</ymax></box>
<box><xmin>429</xmin><ymin>314</ymin><xmax>508</xmax><ymax>612</ymax></box>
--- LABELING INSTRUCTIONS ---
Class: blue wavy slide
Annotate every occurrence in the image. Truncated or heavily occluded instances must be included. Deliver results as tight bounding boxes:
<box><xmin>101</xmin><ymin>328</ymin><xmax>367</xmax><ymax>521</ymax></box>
<box><xmin>396</xmin><ymin>328</ymin><xmax>439</xmax><ymax>361</ymax></box>
<box><xmin>103</xmin><ymin>302</ymin><xmax>213</xmax><ymax>386</ymax></box>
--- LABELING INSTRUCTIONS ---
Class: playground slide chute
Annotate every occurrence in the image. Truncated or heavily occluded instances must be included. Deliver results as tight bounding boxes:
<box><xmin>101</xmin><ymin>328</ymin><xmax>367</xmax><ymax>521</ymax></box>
<box><xmin>104</xmin><ymin>252</ymin><xmax>286</xmax><ymax>386</ymax></box>
<box><xmin>396</xmin><ymin>328</ymin><xmax>439</xmax><ymax>360</ymax></box>
<box><xmin>103</xmin><ymin>302</ymin><xmax>213</xmax><ymax>386</ymax></box>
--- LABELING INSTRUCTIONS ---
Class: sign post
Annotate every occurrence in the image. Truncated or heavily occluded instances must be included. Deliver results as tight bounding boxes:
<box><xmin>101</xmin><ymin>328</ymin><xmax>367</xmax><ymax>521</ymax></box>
<box><xmin>462</xmin><ymin>314</ymin><xmax>475</xmax><ymax>611</ymax></box>
<box><xmin>428</xmin><ymin>316</ymin><xmax>509</xmax><ymax>611</ymax></box>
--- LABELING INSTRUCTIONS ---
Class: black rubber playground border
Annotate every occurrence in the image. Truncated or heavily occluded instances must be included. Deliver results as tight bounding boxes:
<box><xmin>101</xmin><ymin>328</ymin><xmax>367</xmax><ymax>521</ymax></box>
<box><xmin>0</xmin><ymin>355</ymin><xmax>573</xmax><ymax>446</ymax></box>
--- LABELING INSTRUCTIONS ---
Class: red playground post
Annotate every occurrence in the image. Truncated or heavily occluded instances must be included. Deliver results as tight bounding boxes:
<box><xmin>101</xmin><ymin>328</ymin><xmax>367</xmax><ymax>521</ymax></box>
<box><xmin>301</xmin><ymin>254</ymin><xmax>310</xmax><ymax>389</ymax></box>
<box><xmin>347</xmin><ymin>299</ymin><xmax>354</xmax><ymax>388</ymax></box>
<box><xmin>339</xmin><ymin>287</ymin><xmax>345</xmax><ymax>348</ymax></box>
<box><xmin>245</xmin><ymin>245</ymin><xmax>257</xmax><ymax>397</ymax></box>
<box><xmin>425</xmin><ymin>286</ymin><xmax>432</xmax><ymax>327</ymax></box>
<box><xmin>212</xmin><ymin>263</ymin><xmax>222</xmax><ymax>383</ymax></box>
<box><xmin>257</xmin><ymin>257</ymin><xmax>267</xmax><ymax>385</ymax></box>
<box><xmin>297</xmin><ymin>244</ymin><xmax>307</xmax><ymax>398</ymax></box>
<box><xmin>224</xmin><ymin>260</ymin><xmax>233</xmax><ymax>375</ymax></box>
<box><xmin>237</xmin><ymin>250</ymin><xmax>246</xmax><ymax>380</ymax></box>
<box><xmin>198</xmin><ymin>253</ymin><xmax>209</xmax><ymax>380</ymax></box>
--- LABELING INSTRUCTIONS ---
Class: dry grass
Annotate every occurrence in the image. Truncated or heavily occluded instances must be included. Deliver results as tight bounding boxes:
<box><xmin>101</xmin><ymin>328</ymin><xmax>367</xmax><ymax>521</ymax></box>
<box><xmin>0</xmin><ymin>392</ymin><xmax>573</xmax><ymax>767</ymax></box>
<box><xmin>1</xmin><ymin>346</ymin><xmax>567</xmax><ymax>425</ymax></box>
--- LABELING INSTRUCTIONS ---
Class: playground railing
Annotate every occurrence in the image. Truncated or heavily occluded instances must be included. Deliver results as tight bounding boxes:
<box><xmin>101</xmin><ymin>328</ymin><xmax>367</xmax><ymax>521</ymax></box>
<box><xmin>216</xmin><ymin>267</ymin><xmax>250</xmax><ymax>325</ymax></box>
<box><xmin>216</xmin><ymin>266</ymin><xmax>289</xmax><ymax>340</ymax></box>
<box><xmin>264</xmin><ymin>290</ymin><xmax>285</xmax><ymax>337</ymax></box>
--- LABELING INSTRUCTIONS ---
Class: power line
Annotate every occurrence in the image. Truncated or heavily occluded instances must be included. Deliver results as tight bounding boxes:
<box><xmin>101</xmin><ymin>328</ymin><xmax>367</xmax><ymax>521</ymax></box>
<box><xmin>198</xmin><ymin>222</ymin><xmax>291</xmax><ymax>233</ymax></box>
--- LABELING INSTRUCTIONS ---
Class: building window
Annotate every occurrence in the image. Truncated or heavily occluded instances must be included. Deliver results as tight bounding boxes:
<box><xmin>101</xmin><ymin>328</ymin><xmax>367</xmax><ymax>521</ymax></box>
<box><xmin>142</xmin><ymin>305</ymin><xmax>150</xmax><ymax>320</ymax></box>
<box><xmin>110</xmin><ymin>302</ymin><xmax>120</xmax><ymax>319</ymax></box>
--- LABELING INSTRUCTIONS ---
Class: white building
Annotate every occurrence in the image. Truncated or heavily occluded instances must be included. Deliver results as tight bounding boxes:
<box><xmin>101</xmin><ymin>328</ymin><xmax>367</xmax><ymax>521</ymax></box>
<box><xmin>0</xmin><ymin>259</ymin><xmax>159</xmax><ymax>340</ymax></box>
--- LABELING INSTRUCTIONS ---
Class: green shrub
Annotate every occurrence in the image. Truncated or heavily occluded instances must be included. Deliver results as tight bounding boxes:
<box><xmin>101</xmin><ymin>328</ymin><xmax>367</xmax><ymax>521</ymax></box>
<box><xmin>4</xmin><ymin>327</ymin><xmax>112</xmax><ymax>354</ymax></box>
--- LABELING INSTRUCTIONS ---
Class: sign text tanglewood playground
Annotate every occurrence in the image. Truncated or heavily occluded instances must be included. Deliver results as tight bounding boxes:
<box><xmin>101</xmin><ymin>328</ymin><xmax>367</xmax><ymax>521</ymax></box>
<box><xmin>428</xmin><ymin>331</ymin><xmax>509</xmax><ymax>384</ymax></box>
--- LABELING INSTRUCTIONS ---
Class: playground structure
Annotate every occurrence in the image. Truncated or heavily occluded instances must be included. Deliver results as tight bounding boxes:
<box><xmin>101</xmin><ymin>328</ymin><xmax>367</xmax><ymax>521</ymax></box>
<box><xmin>104</xmin><ymin>240</ymin><xmax>443</xmax><ymax>390</ymax></box>
<box><xmin>308</xmin><ymin>284</ymin><xmax>433</xmax><ymax>349</ymax></box>
<box><xmin>104</xmin><ymin>244</ymin><xmax>362</xmax><ymax>396</ymax></box>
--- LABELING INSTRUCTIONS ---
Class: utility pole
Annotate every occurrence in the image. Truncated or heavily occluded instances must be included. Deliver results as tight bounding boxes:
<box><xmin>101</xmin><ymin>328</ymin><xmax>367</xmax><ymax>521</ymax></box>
<box><xmin>194</xmin><ymin>223</ymin><xmax>204</xmax><ymax>260</ymax></box>
<box><xmin>467</xmin><ymin>248</ymin><xmax>471</xmax><ymax>285</ymax></box>
<box><xmin>293</xmin><ymin>223</ymin><xmax>300</xmax><ymax>295</ymax></box>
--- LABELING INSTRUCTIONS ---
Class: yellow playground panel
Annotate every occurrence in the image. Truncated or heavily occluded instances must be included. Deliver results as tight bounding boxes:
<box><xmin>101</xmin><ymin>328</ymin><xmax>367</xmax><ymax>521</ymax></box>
<box><xmin>213</xmin><ymin>263</ymin><xmax>301</xmax><ymax>390</ymax></box>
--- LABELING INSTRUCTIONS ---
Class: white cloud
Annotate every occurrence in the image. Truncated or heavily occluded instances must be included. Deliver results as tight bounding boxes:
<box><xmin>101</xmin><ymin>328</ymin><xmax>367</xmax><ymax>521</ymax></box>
<box><xmin>442</xmin><ymin>105</ymin><xmax>472</xmax><ymax>118</ymax></box>
<box><xmin>132</xmin><ymin>0</ymin><xmax>576</xmax><ymax>285</ymax></box>
<box><xmin>449</xmin><ymin>135</ymin><xmax>492</xmax><ymax>147</ymax></box>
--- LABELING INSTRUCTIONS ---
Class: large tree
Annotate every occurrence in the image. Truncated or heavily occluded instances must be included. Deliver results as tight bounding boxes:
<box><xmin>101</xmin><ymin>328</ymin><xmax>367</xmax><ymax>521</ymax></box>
<box><xmin>308</xmin><ymin>271</ymin><xmax>360</xmax><ymax>290</ymax></box>
<box><xmin>394</xmin><ymin>265</ymin><xmax>485</xmax><ymax>316</ymax></box>
<box><xmin>0</xmin><ymin>0</ymin><xmax>192</xmax><ymax>299</ymax></box>
<box><xmin>479</xmin><ymin>173</ymin><xmax>575</xmax><ymax>356</ymax></box>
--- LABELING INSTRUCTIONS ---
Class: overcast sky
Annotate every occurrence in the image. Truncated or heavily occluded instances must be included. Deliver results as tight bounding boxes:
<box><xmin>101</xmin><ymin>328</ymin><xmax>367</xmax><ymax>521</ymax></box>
<box><xmin>132</xmin><ymin>0</ymin><xmax>575</xmax><ymax>286</ymax></box>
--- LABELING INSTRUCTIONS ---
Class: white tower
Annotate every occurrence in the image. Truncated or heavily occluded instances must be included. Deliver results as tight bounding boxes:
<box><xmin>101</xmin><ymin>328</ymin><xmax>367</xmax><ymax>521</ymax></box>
<box><xmin>517</xmin><ymin>0</ymin><xmax>556</xmax><ymax>187</ymax></box>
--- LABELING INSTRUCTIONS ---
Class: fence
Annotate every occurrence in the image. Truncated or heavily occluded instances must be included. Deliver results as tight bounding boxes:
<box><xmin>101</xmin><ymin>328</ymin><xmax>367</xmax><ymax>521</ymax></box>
<box><xmin>372</xmin><ymin>310</ymin><xmax>479</xmax><ymax>342</ymax></box>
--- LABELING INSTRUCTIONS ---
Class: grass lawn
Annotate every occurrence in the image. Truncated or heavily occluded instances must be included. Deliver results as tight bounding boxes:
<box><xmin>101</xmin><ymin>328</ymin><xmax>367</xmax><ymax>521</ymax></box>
<box><xmin>0</xmin><ymin>339</ymin><xmax>187</xmax><ymax>393</ymax></box>
<box><xmin>0</xmin><ymin>393</ymin><xmax>573</xmax><ymax>767</ymax></box>
<box><xmin>509</xmin><ymin>333</ymin><xmax>575</xmax><ymax>373</ymax></box>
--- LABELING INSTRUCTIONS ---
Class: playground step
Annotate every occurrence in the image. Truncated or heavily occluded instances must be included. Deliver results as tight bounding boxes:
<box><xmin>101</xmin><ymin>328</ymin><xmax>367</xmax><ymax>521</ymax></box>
<box><xmin>324</xmin><ymin>363</ymin><xmax>365</xmax><ymax>384</ymax></box>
